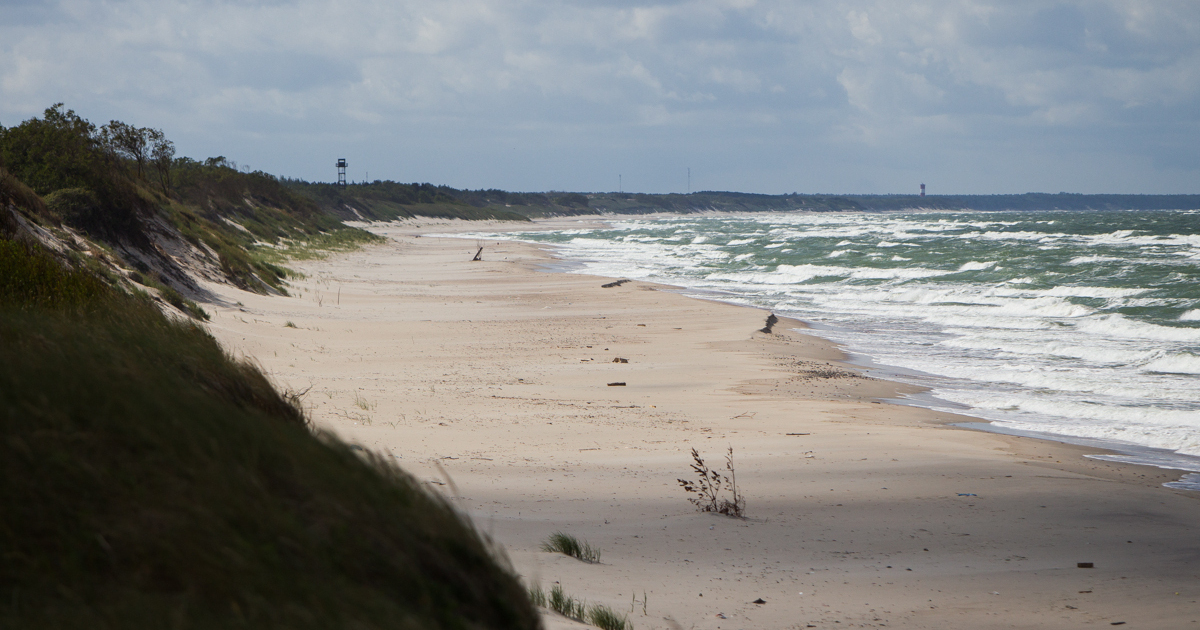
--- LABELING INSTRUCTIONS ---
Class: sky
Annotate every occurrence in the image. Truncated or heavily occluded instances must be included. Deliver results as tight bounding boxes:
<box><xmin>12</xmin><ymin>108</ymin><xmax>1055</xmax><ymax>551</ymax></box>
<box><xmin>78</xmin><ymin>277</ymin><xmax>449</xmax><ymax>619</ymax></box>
<box><xmin>1</xmin><ymin>1</ymin><xmax>1198</xmax><ymax>195</ymax></box>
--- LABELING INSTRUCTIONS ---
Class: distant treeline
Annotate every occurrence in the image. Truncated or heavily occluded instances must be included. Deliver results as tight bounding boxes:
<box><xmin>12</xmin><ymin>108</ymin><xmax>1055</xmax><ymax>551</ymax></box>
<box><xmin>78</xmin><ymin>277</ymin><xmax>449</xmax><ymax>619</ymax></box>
<box><xmin>388</xmin><ymin>188</ymin><xmax>1200</xmax><ymax>217</ymax></box>
<box><xmin>844</xmin><ymin>193</ymin><xmax>1200</xmax><ymax>212</ymax></box>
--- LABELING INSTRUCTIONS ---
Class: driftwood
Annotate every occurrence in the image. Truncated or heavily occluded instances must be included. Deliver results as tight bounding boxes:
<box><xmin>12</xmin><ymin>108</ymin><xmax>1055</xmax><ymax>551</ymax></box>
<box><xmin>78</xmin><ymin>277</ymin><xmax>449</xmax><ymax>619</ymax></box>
<box><xmin>601</xmin><ymin>279</ymin><xmax>630</xmax><ymax>288</ymax></box>
<box><xmin>472</xmin><ymin>247</ymin><xmax>483</xmax><ymax>261</ymax></box>
<box><xmin>760</xmin><ymin>313</ymin><xmax>779</xmax><ymax>333</ymax></box>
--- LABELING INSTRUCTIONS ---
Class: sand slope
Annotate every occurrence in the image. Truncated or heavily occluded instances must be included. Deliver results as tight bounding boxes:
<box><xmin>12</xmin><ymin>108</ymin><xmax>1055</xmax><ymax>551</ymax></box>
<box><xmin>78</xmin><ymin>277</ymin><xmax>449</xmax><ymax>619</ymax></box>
<box><xmin>202</xmin><ymin>219</ymin><xmax>1200</xmax><ymax>629</ymax></box>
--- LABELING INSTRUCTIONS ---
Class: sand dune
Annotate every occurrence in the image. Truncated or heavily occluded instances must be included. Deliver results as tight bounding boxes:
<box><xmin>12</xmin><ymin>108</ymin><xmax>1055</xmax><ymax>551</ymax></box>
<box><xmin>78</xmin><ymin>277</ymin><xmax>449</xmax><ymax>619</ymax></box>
<box><xmin>202</xmin><ymin>218</ymin><xmax>1200</xmax><ymax>629</ymax></box>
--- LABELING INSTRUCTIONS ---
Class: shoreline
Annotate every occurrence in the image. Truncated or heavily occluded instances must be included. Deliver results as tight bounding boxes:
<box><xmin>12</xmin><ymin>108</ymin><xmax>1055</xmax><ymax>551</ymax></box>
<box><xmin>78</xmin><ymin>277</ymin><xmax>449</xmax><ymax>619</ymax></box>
<box><xmin>201</xmin><ymin>218</ymin><xmax>1200</xmax><ymax>629</ymax></box>
<box><xmin>429</xmin><ymin>215</ymin><xmax>1200</xmax><ymax>489</ymax></box>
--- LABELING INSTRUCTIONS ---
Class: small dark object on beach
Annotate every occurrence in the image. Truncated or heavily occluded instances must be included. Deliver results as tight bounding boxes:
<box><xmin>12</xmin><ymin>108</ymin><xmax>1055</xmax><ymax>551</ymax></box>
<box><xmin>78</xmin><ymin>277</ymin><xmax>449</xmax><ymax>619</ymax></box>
<box><xmin>472</xmin><ymin>246</ymin><xmax>483</xmax><ymax>261</ymax></box>
<box><xmin>601</xmin><ymin>279</ymin><xmax>630</xmax><ymax>288</ymax></box>
<box><xmin>760</xmin><ymin>313</ymin><xmax>779</xmax><ymax>333</ymax></box>
<box><xmin>1111</xmin><ymin>622</ymin><xmax>1126</xmax><ymax>625</ymax></box>
<box><xmin>608</xmin><ymin>382</ymin><xmax>626</xmax><ymax>387</ymax></box>
<box><xmin>752</xmin><ymin>598</ymin><xmax>766</xmax><ymax>604</ymax></box>
<box><xmin>1077</xmin><ymin>562</ymin><xmax>1094</xmax><ymax>568</ymax></box>
<box><xmin>612</xmin><ymin>357</ymin><xmax>628</xmax><ymax>363</ymax></box>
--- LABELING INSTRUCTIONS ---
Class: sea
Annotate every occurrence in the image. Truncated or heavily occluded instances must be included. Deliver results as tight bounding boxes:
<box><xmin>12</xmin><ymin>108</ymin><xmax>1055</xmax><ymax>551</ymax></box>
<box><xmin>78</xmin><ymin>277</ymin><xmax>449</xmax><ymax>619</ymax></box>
<box><xmin>447</xmin><ymin>209</ymin><xmax>1200</xmax><ymax>489</ymax></box>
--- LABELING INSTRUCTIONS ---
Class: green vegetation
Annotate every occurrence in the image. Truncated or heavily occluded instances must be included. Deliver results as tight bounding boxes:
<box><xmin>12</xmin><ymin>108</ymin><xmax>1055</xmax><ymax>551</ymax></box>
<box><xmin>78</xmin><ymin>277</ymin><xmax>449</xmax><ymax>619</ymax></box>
<box><xmin>527</xmin><ymin>584</ymin><xmax>629</xmax><ymax>630</ymax></box>
<box><xmin>548</xmin><ymin>585</ymin><xmax>587</xmax><ymax>622</ymax></box>
<box><xmin>253</xmin><ymin>226</ymin><xmax>384</xmax><ymax>265</ymax></box>
<box><xmin>0</xmin><ymin>104</ymin><xmax>533</xmax><ymax>306</ymax></box>
<box><xmin>541</xmin><ymin>532</ymin><xmax>602</xmax><ymax>563</ymax></box>
<box><xmin>0</xmin><ymin>239</ymin><xmax>539</xmax><ymax>628</ymax></box>
<box><xmin>285</xmin><ymin>180</ymin><xmax>531</xmax><ymax>222</ymax></box>
<box><xmin>587</xmin><ymin>604</ymin><xmax>632</xmax><ymax>630</ymax></box>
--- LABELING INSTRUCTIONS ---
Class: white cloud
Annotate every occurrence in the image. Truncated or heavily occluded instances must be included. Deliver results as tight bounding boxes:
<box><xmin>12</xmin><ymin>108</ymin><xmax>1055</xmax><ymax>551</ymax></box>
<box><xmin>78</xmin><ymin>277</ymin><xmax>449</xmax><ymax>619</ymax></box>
<box><xmin>0</xmin><ymin>0</ymin><xmax>1197</xmax><ymax>193</ymax></box>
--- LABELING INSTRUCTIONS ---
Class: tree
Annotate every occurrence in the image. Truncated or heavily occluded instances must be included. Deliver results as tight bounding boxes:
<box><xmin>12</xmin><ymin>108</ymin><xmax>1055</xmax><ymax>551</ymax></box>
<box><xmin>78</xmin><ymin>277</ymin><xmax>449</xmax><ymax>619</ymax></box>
<box><xmin>0</xmin><ymin>104</ymin><xmax>103</xmax><ymax>195</ymax></box>
<box><xmin>100</xmin><ymin>121</ymin><xmax>164</xmax><ymax>181</ymax></box>
<box><xmin>151</xmin><ymin>136</ymin><xmax>175</xmax><ymax>195</ymax></box>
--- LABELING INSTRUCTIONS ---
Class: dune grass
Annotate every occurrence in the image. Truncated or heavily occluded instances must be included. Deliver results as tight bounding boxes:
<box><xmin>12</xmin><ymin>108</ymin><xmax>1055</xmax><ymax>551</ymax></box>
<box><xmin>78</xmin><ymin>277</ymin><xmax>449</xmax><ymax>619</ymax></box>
<box><xmin>527</xmin><ymin>584</ymin><xmax>630</xmax><ymax>630</ymax></box>
<box><xmin>541</xmin><ymin>531</ymin><xmax>602</xmax><ymax>563</ymax></box>
<box><xmin>0</xmin><ymin>240</ymin><xmax>539</xmax><ymax>629</ymax></box>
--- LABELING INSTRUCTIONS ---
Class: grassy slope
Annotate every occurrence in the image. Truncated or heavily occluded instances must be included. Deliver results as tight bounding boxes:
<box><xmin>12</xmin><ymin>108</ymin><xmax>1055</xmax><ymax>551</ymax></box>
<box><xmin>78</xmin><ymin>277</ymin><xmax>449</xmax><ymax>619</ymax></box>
<box><xmin>1</xmin><ymin>107</ymin><xmax>539</xmax><ymax>629</ymax></box>
<box><xmin>0</xmin><ymin>238</ymin><xmax>539</xmax><ymax>629</ymax></box>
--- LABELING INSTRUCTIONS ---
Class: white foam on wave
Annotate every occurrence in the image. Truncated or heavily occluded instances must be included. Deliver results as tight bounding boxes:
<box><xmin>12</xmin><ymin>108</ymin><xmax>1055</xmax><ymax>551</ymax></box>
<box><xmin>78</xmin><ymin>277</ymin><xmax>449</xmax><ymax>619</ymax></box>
<box><xmin>1041</xmin><ymin>285</ymin><xmax>1147</xmax><ymax>298</ymax></box>
<box><xmin>1141</xmin><ymin>353</ymin><xmax>1200</xmax><ymax>375</ymax></box>
<box><xmin>1076</xmin><ymin>314</ymin><xmax>1200</xmax><ymax>342</ymax></box>
<box><xmin>1164</xmin><ymin>473</ymin><xmax>1200</xmax><ymax>490</ymax></box>
<box><xmin>1068</xmin><ymin>255</ymin><xmax>1120</xmax><ymax>265</ymax></box>
<box><xmin>991</xmin><ymin>415</ymin><xmax>1200</xmax><ymax>457</ymax></box>
<box><xmin>978</xmin><ymin>230</ymin><xmax>1068</xmax><ymax>242</ymax></box>
<box><xmin>529</xmin><ymin>211</ymin><xmax>1200</xmax><ymax>465</ymax></box>
<box><xmin>939</xmin><ymin>334</ymin><xmax>1152</xmax><ymax>364</ymax></box>
<box><xmin>950</xmin><ymin>392</ymin><xmax>1197</xmax><ymax>427</ymax></box>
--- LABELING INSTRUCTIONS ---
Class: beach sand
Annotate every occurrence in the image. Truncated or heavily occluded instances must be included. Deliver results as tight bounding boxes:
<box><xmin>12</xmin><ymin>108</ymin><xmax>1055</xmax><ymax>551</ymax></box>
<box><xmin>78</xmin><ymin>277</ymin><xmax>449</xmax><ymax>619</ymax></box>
<box><xmin>202</xmin><ymin>218</ymin><xmax>1200</xmax><ymax>629</ymax></box>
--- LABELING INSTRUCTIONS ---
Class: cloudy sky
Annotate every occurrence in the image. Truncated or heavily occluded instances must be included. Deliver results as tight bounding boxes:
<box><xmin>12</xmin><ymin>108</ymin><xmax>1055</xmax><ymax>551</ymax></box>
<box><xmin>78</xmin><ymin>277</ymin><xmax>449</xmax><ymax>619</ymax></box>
<box><xmin>2</xmin><ymin>1</ymin><xmax>1198</xmax><ymax>194</ymax></box>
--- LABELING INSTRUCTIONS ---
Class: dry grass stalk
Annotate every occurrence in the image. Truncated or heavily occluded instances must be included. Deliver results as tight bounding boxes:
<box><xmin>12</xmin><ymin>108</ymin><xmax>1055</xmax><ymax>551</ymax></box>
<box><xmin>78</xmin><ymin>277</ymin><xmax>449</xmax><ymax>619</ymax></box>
<box><xmin>677</xmin><ymin>446</ymin><xmax>746</xmax><ymax>518</ymax></box>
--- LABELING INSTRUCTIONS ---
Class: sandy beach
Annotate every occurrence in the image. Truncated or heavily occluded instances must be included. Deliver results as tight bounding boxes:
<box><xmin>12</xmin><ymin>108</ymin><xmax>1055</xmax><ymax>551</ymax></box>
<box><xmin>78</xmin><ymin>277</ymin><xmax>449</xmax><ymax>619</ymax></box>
<box><xmin>201</xmin><ymin>218</ymin><xmax>1200</xmax><ymax>630</ymax></box>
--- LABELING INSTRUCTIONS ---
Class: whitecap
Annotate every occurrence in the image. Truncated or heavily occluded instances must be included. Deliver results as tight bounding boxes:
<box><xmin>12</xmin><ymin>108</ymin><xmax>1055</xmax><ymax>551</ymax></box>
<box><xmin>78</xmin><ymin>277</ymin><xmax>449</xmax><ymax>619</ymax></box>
<box><xmin>1075</xmin><ymin>314</ymin><xmax>1200</xmax><ymax>342</ymax></box>
<box><xmin>1142</xmin><ymin>353</ymin><xmax>1200</xmax><ymax>375</ymax></box>
<box><xmin>1067</xmin><ymin>255</ymin><xmax>1119</xmax><ymax>265</ymax></box>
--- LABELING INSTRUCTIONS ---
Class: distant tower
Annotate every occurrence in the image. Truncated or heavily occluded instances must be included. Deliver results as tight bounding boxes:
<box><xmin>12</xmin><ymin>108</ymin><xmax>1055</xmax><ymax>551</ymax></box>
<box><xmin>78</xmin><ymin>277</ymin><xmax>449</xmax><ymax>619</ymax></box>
<box><xmin>920</xmin><ymin>183</ymin><xmax>926</xmax><ymax>197</ymax></box>
<box><xmin>337</xmin><ymin>158</ymin><xmax>347</xmax><ymax>187</ymax></box>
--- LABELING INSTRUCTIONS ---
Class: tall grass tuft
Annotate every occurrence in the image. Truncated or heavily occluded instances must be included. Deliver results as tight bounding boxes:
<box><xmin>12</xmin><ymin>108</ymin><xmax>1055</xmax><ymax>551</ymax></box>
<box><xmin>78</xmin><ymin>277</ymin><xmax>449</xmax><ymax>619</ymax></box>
<box><xmin>589</xmin><ymin>604</ymin><xmax>632</xmax><ymax>630</ymax></box>
<box><xmin>549</xmin><ymin>584</ymin><xmax>587</xmax><ymax>621</ymax></box>
<box><xmin>530</xmin><ymin>583</ymin><xmax>631</xmax><ymax>630</ymax></box>
<box><xmin>542</xmin><ymin>531</ymin><xmax>602</xmax><ymax>563</ymax></box>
